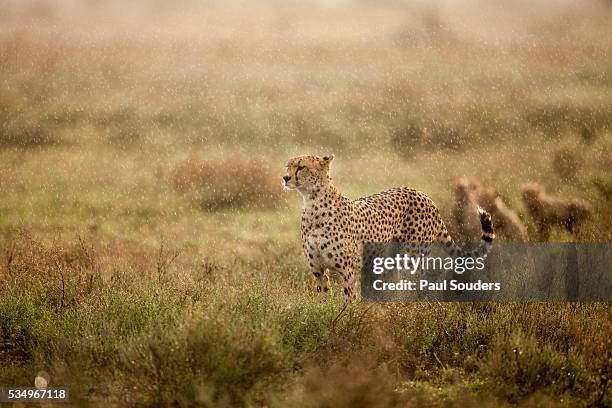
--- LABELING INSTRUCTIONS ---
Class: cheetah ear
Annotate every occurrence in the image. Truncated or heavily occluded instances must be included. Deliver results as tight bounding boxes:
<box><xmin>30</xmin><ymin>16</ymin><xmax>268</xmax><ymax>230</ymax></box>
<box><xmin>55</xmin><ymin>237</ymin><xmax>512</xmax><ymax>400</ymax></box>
<box><xmin>322</xmin><ymin>154</ymin><xmax>335</xmax><ymax>163</ymax></box>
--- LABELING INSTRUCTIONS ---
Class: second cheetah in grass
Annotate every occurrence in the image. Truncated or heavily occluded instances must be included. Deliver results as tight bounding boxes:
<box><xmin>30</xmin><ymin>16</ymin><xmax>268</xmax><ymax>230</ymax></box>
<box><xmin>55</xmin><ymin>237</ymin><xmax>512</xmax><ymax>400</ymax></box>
<box><xmin>521</xmin><ymin>183</ymin><xmax>592</xmax><ymax>241</ymax></box>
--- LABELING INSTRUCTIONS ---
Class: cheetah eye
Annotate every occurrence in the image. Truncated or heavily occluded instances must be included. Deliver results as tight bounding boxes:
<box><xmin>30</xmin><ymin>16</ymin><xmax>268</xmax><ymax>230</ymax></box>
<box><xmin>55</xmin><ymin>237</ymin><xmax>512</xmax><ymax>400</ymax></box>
<box><xmin>297</xmin><ymin>165</ymin><xmax>305</xmax><ymax>171</ymax></box>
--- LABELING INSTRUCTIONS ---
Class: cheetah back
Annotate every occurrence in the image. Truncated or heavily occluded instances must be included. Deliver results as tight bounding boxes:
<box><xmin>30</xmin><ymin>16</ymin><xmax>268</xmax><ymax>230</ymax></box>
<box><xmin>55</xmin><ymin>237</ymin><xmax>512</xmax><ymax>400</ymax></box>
<box><xmin>353</xmin><ymin>187</ymin><xmax>446</xmax><ymax>243</ymax></box>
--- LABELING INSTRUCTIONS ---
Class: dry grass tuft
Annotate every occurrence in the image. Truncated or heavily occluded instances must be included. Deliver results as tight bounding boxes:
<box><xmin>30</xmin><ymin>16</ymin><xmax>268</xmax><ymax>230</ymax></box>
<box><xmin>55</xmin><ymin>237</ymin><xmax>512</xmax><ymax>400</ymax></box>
<box><xmin>0</xmin><ymin>112</ymin><xmax>60</xmax><ymax>149</ymax></box>
<box><xmin>170</xmin><ymin>154</ymin><xmax>283</xmax><ymax>210</ymax></box>
<box><xmin>525</xmin><ymin>105</ymin><xmax>612</xmax><ymax>139</ymax></box>
<box><xmin>0</xmin><ymin>93</ymin><xmax>62</xmax><ymax>148</ymax></box>
<box><xmin>0</xmin><ymin>122</ymin><xmax>58</xmax><ymax>148</ymax></box>
<box><xmin>285</xmin><ymin>356</ymin><xmax>411</xmax><ymax>408</ymax></box>
<box><xmin>1</xmin><ymin>231</ymin><xmax>99</xmax><ymax>307</ymax></box>
<box><xmin>391</xmin><ymin>119</ymin><xmax>464</xmax><ymax>156</ymax></box>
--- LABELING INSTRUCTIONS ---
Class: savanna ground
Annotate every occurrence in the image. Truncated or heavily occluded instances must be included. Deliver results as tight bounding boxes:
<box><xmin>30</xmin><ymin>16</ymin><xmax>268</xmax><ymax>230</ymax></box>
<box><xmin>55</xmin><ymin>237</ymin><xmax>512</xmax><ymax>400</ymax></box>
<box><xmin>1</xmin><ymin>0</ymin><xmax>611</xmax><ymax>406</ymax></box>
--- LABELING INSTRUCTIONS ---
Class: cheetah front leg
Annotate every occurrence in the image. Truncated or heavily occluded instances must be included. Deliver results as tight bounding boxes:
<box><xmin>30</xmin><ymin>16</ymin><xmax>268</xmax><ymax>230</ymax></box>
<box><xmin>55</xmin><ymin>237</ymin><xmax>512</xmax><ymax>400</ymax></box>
<box><xmin>338</xmin><ymin>243</ymin><xmax>360</xmax><ymax>301</ymax></box>
<box><xmin>313</xmin><ymin>267</ymin><xmax>330</xmax><ymax>295</ymax></box>
<box><xmin>537</xmin><ymin>220</ymin><xmax>551</xmax><ymax>241</ymax></box>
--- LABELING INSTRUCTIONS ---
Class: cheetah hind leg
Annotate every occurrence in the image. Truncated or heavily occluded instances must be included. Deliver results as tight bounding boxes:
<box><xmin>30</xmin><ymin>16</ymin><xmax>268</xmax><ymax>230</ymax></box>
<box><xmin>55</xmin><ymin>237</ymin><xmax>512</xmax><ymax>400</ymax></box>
<box><xmin>341</xmin><ymin>256</ymin><xmax>360</xmax><ymax>302</ymax></box>
<box><xmin>342</xmin><ymin>268</ymin><xmax>357</xmax><ymax>301</ymax></box>
<box><xmin>399</xmin><ymin>242</ymin><xmax>432</xmax><ymax>270</ymax></box>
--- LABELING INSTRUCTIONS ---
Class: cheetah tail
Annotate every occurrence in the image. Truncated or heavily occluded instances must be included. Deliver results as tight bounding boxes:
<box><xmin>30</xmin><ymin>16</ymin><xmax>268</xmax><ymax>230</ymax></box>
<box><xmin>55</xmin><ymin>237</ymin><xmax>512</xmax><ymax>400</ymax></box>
<box><xmin>447</xmin><ymin>207</ymin><xmax>495</xmax><ymax>259</ymax></box>
<box><xmin>477</xmin><ymin>206</ymin><xmax>495</xmax><ymax>248</ymax></box>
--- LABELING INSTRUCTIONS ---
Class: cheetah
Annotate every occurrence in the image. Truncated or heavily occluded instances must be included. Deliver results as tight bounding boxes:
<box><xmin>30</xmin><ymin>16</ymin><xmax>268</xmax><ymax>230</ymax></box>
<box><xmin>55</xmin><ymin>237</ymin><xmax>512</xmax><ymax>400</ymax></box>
<box><xmin>451</xmin><ymin>178</ymin><xmax>482</xmax><ymax>242</ymax></box>
<box><xmin>283</xmin><ymin>155</ymin><xmax>495</xmax><ymax>299</ymax></box>
<box><xmin>521</xmin><ymin>183</ymin><xmax>592</xmax><ymax>241</ymax></box>
<box><xmin>453</xmin><ymin>179</ymin><xmax>529</xmax><ymax>242</ymax></box>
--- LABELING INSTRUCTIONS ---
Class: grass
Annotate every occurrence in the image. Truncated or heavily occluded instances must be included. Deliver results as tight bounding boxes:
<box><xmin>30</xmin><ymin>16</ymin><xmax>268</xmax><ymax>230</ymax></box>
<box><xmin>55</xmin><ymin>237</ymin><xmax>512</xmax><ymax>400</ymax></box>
<box><xmin>1</xmin><ymin>234</ymin><xmax>610</xmax><ymax>406</ymax></box>
<box><xmin>1</xmin><ymin>0</ymin><xmax>611</xmax><ymax>406</ymax></box>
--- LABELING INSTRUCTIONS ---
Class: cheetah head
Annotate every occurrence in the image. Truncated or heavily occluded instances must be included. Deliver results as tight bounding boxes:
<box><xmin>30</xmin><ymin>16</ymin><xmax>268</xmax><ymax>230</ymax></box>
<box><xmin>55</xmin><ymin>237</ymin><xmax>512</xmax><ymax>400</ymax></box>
<box><xmin>454</xmin><ymin>177</ymin><xmax>480</xmax><ymax>203</ymax></box>
<box><xmin>476</xmin><ymin>188</ymin><xmax>499</xmax><ymax>212</ymax></box>
<box><xmin>521</xmin><ymin>183</ymin><xmax>543</xmax><ymax>202</ymax></box>
<box><xmin>454</xmin><ymin>178</ymin><xmax>471</xmax><ymax>198</ymax></box>
<box><xmin>283</xmin><ymin>154</ymin><xmax>334</xmax><ymax>194</ymax></box>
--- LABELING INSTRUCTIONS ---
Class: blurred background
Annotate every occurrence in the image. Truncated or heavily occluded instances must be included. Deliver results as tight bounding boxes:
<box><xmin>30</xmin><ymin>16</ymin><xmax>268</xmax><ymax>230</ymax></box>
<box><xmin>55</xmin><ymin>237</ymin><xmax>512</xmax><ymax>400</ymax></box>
<box><xmin>1</xmin><ymin>0</ymin><xmax>610</xmax><ymax>244</ymax></box>
<box><xmin>0</xmin><ymin>1</ymin><xmax>611</xmax><ymax>405</ymax></box>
